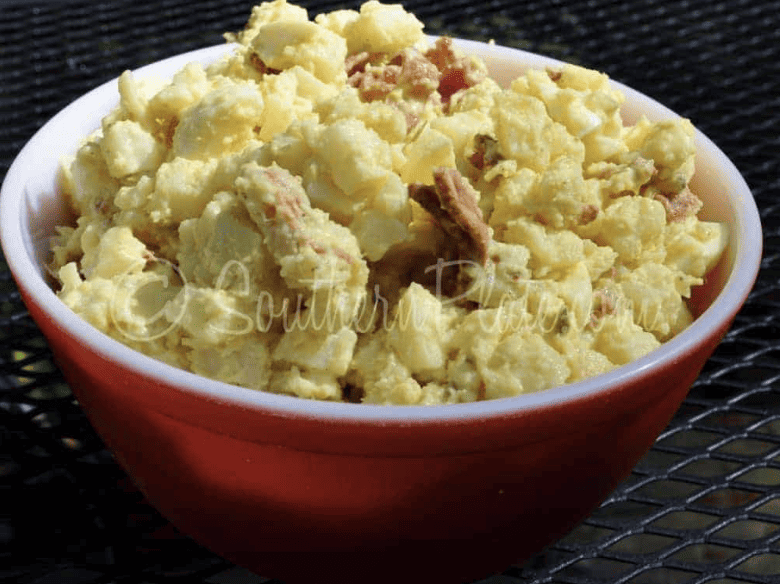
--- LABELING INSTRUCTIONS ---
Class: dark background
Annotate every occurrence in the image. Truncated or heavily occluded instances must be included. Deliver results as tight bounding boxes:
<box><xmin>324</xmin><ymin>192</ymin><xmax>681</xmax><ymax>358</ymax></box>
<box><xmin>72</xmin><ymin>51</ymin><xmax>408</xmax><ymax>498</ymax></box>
<box><xmin>2</xmin><ymin>1</ymin><xmax>779</xmax><ymax>583</ymax></box>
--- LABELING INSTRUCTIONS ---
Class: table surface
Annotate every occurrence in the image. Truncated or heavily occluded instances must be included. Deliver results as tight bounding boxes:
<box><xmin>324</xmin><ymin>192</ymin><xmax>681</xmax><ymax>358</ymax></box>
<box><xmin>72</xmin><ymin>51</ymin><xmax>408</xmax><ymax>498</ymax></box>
<box><xmin>1</xmin><ymin>1</ymin><xmax>779</xmax><ymax>583</ymax></box>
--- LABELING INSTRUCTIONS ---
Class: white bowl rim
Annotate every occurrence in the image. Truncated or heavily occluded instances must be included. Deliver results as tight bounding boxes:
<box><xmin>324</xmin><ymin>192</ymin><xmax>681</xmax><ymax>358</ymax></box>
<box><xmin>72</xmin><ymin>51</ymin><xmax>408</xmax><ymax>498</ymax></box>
<box><xmin>0</xmin><ymin>38</ymin><xmax>763</xmax><ymax>424</ymax></box>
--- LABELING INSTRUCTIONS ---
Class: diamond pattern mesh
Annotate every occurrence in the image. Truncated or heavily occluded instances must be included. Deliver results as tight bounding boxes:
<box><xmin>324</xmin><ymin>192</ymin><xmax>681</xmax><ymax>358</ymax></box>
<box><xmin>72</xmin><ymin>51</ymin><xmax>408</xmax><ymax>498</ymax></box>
<box><xmin>2</xmin><ymin>1</ymin><xmax>779</xmax><ymax>583</ymax></box>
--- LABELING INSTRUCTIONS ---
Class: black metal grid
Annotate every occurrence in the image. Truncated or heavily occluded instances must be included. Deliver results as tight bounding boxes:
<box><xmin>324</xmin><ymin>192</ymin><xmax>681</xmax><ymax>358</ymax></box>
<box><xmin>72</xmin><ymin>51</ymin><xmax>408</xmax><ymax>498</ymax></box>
<box><xmin>1</xmin><ymin>1</ymin><xmax>779</xmax><ymax>583</ymax></box>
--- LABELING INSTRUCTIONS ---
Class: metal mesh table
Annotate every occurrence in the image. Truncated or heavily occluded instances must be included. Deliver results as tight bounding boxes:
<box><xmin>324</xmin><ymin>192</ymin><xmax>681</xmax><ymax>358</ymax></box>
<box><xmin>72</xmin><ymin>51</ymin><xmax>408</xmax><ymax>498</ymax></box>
<box><xmin>1</xmin><ymin>1</ymin><xmax>779</xmax><ymax>583</ymax></box>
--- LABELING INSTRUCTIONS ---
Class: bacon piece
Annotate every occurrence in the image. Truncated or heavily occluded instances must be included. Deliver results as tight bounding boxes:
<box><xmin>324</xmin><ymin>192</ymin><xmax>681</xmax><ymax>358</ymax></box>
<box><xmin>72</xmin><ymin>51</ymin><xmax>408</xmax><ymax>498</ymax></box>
<box><xmin>396</xmin><ymin>49</ymin><xmax>441</xmax><ymax>98</ymax></box>
<box><xmin>408</xmin><ymin>167</ymin><xmax>490</xmax><ymax>266</ymax></box>
<box><xmin>395</xmin><ymin>103</ymin><xmax>420</xmax><ymax>132</ymax></box>
<box><xmin>238</xmin><ymin>164</ymin><xmax>361</xmax><ymax>274</ymax></box>
<box><xmin>258</xmin><ymin>165</ymin><xmax>307</xmax><ymax>231</ymax></box>
<box><xmin>477</xmin><ymin>380</ymin><xmax>487</xmax><ymax>401</ymax></box>
<box><xmin>425</xmin><ymin>37</ymin><xmax>486</xmax><ymax>103</ymax></box>
<box><xmin>161</xmin><ymin>117</ymin><xmax>178</xmax><ymax>149</ymax></box>
<box><xmin>249</xmin><ymin>52</ymin><xmax>282</xmax><ymax>76</ymax></box>
<box><xmin>654</xmin><ymin>187</ymin><xmax>702</xmax><ymax>223</ymax></box>
<box><xmin>469</xmin><ymin>134</ymin><xmax>503</xmax><ymax>170</ymax></box>
<box><xmin>547</xmin><ymin>68</ymin><xmax>563</xmax><ymax>82</ymax></box>
<box><xmin>348</xmin><ymin>38</ymin><xmax>487</xmax><ymax>106</ymax></box>
<box><xmin>348</xmin><ymin>49</ymin><xmax>441</xmax><ymax>102</ymax></box>
<box><xmin>632</xmin><ymin>156</ymin><xmax>655</xmax><ymax>176</ymax></box>
<box><xmin>348</xmin><ymin>62</ymin><xmax>402</xmax><ymax>102</ymax></box>
<box><xmin>578</xmin><ymin>204</ymin><xmax>599</xmax><ymax>225</ymax></box>
<box><xmin>345</xmin><ymin>51</ymin><xmax>376</xmax><ymax>77</ymax></box>
<box><xmin>588</xmin><ymin>288</ymin><xmax>617</xmax><ymax>328</ymax></box>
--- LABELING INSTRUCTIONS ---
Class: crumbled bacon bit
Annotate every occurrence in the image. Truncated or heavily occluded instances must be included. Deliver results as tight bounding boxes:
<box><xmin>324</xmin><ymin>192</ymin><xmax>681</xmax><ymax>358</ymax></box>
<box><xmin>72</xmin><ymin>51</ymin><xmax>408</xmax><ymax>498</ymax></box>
<box><xmin>425</xmin><ymin>37</ymin><xmax>486</xmax><ymax>103</ymax></box>
<box><xmin>595</xmin><ymin>166</ymin><xmax>614</xmax><ymax>180</ymax></box>
<box><xmin>262</xmin><ymin>167</ymin><xmax>306</xmax><ymax>230</ymax></box>
<box><xmin>547</xmin><ymin>68</ymin><xmax>562</xmax><ymax>82</ymax></box>
<box><xmin>534</xmin><ymin>213</ymin><xmax>549</xmax><ymax>227</ymax></box>
<box><xmin>654</xmin><ymin>187</ymin><xmax>702</xmax><ymax>223</ymax></box>
<box><xmin>259</xmin><ymin>167</ymin><xmax>356</xmax><ymax>264</ymax></box>
<box><xmin>398</xmin><ymin>105</ymin><xmax>420</xmax><ymax>132</ymax></box>
<box><xmin>348</xmin><ymin>49</ymin><xmax>441</xmax><ymax>102</ymax></box>
<box><xmin>397</xmin><ymin>49</ymin><xmax>441</xmax><ymax>98</ymax></box>
<box><xmin>595</xmin><ymin>166</ymin><xmax>616</xmax><ymax>180</ymax></box>
<box><xmin>469</xmin><ymin>134</ymin><xmax>503</xmax><ymax>170</ymax></box>
<box><xmin>249</xmin><ymin>52</ymin><xmax>281</xmax><ymax>76</ymax></box>
<box><xmin>345</xmin><ymin>51</ymin><xmax>378</xmax><ymax>77</ymax></box>
<box><xmin>347</xmin><ymin>39</ymin><xmax>484</xmax><ymax>111</ymax></box>
<box><xmin>349</xmin><ymin>62</ymin><xmax>402</xmax><ymax>102</ymax></box>
<box><xmin>579</xmin><ymin>204</ymin><xmax>599</xmax><ymax>225</ymax></box>
<box><xmin>304</xmin><ymin>238</ymin><xmax>326</xmax><ymax>255</ymax></box>
<box><xmin>633</xmin><ymin>156</ymin><xmax>656</xmax><ymax>175</ymax></box>
<box><xmin>408</xmin><ymin>167</ymin><xmax>490</xmax><ymax>266</ymax></box>
<box><xmin>161</xmin><ymin>117</ymin><xmax>178</xmax><ymax>149</ymax></box>
<box><xmin>438</xmin><ymin>68</ymin><xmax>468</xmax><ymax>103</ymax></box>
<box><xmin>477</xmin><ymin>380</ymin><xmax>486</xmax><ymax>401</ymax></box>
<box><xmin>589</xmin><ymin>288</ymin><xmax>617</xmax><ymax>328</ymax></box>
<box><xmin>301</xmin><ymin>237</ymin><xmax>353</xmax><ymax>263</ymax></box>
<box><xmin>332</xmin><ymin>246</ymin><xmax>356</xmax><ymax>264</ymax></box>
<box><xmin>424</xmin><ymin>37</ymin><xmax>457</xmax><ymax>70</ymax></box>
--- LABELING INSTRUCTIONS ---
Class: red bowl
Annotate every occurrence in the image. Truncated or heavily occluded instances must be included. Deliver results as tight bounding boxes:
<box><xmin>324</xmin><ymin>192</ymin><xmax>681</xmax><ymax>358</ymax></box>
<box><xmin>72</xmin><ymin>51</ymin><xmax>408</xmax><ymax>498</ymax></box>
<box><xmin>0</xmin><ymin>39</ymin><xmax>762</xmax><ymax>584</ymax></box>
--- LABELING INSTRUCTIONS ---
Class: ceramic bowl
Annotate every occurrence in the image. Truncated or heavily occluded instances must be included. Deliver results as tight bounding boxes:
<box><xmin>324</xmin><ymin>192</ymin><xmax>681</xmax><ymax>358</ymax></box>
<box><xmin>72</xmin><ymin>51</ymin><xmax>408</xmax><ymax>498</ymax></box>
<box><xmin>0</xmin><ymin>38</ymin><xmax>762</xmax><ymax>584</ymax></box>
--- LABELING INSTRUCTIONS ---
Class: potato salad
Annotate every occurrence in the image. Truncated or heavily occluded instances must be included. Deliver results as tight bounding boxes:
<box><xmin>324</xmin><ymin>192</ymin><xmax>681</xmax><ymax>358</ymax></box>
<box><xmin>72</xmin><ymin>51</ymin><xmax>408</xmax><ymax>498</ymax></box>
<box><xmin>51</xmin><ymin>0</ymin><xmax>728</xmax><ymax>404</ymax></box>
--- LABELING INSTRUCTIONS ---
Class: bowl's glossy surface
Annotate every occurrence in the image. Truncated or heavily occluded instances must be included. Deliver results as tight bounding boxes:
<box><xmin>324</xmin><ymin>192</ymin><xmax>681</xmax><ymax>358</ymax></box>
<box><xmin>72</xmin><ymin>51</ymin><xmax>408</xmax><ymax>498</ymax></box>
<box><xmin>0</xmin><ymin>39</ymin><xmax>761</xmax><ymax>584</ymax></box>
